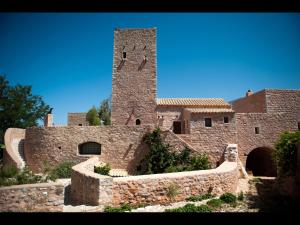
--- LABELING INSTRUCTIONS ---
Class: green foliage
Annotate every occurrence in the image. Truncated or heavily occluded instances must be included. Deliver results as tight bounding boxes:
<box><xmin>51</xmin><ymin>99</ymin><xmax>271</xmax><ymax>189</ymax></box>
<box><xmin>86</xmin><ymin>106</ymin><xmax>101</xmax><ymax>126</ymax></box>
<box><xmin>0</xmin><ymin>75</ymin><xmax>50</xmax><ymax>144</ymax></box>
<box><xmin>238</xmin><ymin>191</ymin><xmax>244</xmax><ymax>201</ymax></box>
<box><xmin>98</xmin><ymin>97</ymin><xmax>111</xmax><ymax>125</ymax></box>
<box><xmin>43</xmin><ymin>161</ymin><xmax>75</xmax><ymax>181</ymax></box>
<box><xmin>220</xmin><ymin>193</ymin><xmax>237</xmax><ymax>204</ymax></box>
<box><xmin>94</xmin><ymin>164</ymin><xmax>111</xmax><ymax>175</ymax></box>
<box><xmin>165</xmin><ymin>203</ymin><xmax>212</xmax><ymax>212</ymax></box>
<box><xmin>206</xmin><ymin>198</ymin><xmax>223</xmax><ymax>208</ymax></box>
<box><xmin>104</xmin><ymin>203</ymin><xmax>133</xmax><ymax>212</ymax></box>
<box><xmin>189</xmin><ymin>154</ymin><xmax>211</xmax><ymax>170</ymax></box>
<box><xmin>0</xmin><ymin>165</ymin><xmax>46</xmax><ymax>187</ymax></box>
<box><xmin>273</xmin><ymin>131</ymin><xmax>300</xmax><ymax>177</ymax></box>
<box><xmin>141</xmin><ymin>128</ymin><xmax>211</xmax><ymax>174</ymax></box>
<box><xmin>186</xmin><ymin>193</ymin><xmax>214</xmax><ymax>202</ymax></box>
<box><xmin>166</xmin><ymin>183</ymin><xmax>180</xmax><ymax>202</ymax></box>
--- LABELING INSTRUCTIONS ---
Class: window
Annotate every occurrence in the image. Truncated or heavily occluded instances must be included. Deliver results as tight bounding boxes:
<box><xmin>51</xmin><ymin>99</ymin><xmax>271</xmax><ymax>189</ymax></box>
<box><xmin>298</xmin><ymin>122</ymin><xmax>300</xmax><ymax>131</ymax></box>
<box><xmin>255</xmin><ymin>127</ymin><xmax>260</xmax><ymax>134</ymax></box>
<box><xmin>79</xmin><ymin>142</ymin><xmax>101</xmax><ymax>155</ymax></box>
<box><xmin>224</xmin><ymin>117</ymin><xmax>229</xmax><ymax>123</ymax></box>
<box><xmin>205</xmin><ymin>118</ymin><xmax>212</xmax><ymax>127</ymax></box>
<box><xmin>136</xmin><ymin>119</ymin><xmax>141</xmax><ymax>125</ymax></box>
<box><xmin>173</xmin><ymin>121</ymin><xmax>182</xmax><ymax>134</ymax></box>
<box><xmin>123</xmin><ymin>52</ymin><xmax>126</xmax><ymax>59</ymax></box>
<box><xmin>78</xmin><ymin>124</ymin><xmax>82</xmax><ymax>126</ymax></box>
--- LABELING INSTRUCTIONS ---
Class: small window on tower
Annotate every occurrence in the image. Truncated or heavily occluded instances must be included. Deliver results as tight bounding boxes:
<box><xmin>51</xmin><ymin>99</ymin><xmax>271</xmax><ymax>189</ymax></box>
<box><xmin>255</xmin><ymin>127</ymin><xmax>260</xmax><ymax>134</ymax></box>
<box><xmin>298</xmin><ymin>122</ymin><xmax>300</xmax><ymax>131</ymax></box>
<box><xmin>123</xmin><ymin>52</ymin><xmax>126</xmax><ymax>59</ymax></box>
<box><xmin>224</xmin><ymin>117</ymin><xmax>229</xmax><ymax>123</ymax></box>
<box><xmin>136</xmin><ymin>119</ymin><xmax>141</xmax><ymax>125</ymax></box>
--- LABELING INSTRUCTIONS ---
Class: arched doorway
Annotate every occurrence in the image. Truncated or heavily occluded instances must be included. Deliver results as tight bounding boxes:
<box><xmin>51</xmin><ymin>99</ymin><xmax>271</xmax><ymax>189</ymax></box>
<box><xmin>246</xmin><ymin>147</ymin><xmax>277</xmax><ymax>177</ymax></box>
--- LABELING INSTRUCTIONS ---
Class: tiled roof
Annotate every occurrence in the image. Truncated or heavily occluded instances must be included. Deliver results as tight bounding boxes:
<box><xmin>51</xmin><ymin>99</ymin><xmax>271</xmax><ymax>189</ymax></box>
<box><xmin>186</xmin><ymin>108</ymin><xmax>234</xmax><ymax>113</ymax></box>
<box><xmin>157</xmin><ymin>98</ymin><xmax>231</xmax><ymax>107</ymax></box>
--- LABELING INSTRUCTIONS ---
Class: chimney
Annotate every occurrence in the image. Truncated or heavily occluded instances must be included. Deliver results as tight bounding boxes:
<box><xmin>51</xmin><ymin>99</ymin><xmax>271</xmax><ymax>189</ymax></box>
<box><xmin>246</xmin><ymin>89</ymin><xmax>253</xmax><ymax>97</ymax></box>
<box><xmin>44</xmin><ymin>114</ymin><xmax>53</xmax><ymax>127</ymax></box>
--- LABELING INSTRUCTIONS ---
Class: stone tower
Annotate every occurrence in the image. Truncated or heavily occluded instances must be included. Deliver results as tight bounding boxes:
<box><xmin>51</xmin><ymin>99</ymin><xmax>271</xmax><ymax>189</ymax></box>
<box><xmin>111</xmin><ymin>28</ymin><xmax>157</xmax><ymax>125</ymax></box>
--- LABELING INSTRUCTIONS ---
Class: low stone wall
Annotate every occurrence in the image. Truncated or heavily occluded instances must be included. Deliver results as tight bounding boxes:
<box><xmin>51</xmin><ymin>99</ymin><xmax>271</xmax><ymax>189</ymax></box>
<box><xmin>0</xmin><ymin>182</ymin><xmax>65</xmax><ymax>212</ymax></box>
<box><xmin>71</xmin><ymin>157</ymin><xmax>113</xmax><ymax>206</ymax></box>
<box><xmin>69</xmin><ymin>157</ymin><xmax>238</xmax><ymax>207</ymax></box>
<box><xmin>112</xmin><ymin>161</ymin><xmax>238</xmax><ymax>207</ymax></box>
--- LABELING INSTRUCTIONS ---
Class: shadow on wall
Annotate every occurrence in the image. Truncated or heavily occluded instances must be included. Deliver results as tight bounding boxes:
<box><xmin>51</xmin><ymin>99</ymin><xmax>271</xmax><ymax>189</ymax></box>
<box><xmin>126</xmin><ymin>140</ymin><xmax>149</xmax><ymax>175</ymax></box>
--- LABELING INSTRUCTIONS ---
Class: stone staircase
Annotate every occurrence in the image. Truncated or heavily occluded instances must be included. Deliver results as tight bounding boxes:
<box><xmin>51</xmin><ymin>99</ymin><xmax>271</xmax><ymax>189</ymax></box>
<box><xmin>11</xmin><ymin>138</ymin><xmax>26</xmax><ymax>169</ymax></box>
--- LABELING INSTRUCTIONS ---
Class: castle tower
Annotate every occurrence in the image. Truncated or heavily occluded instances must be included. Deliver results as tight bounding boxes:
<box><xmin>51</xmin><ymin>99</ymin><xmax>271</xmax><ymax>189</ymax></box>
<box><xmin>111</xmin><ymin>28</ymin><xmax>157</xmax><ymax>125</ymax></box>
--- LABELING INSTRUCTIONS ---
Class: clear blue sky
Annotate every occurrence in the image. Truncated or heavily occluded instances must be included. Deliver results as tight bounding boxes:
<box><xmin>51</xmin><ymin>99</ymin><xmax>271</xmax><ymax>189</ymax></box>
<box><xmin>1</xmin><ymin>13</ymin><xmax>300</xmax><ymax>125</ymax></box>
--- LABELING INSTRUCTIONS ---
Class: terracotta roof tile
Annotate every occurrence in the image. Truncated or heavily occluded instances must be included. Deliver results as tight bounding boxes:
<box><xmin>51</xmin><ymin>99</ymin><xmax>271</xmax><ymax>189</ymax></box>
<box><xmin>157</xmin><ymin>98</ymin><xmax>231</xmax><ymax>108</ymax></box>
<box><xmin>186</xmin><ymin>108</ymin><xmax>234</xmax><ymax>113</ymax></box>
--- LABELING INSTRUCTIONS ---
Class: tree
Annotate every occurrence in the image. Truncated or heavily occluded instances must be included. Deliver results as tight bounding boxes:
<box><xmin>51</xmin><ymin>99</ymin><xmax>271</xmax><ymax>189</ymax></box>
<box><xmin>0</xmin><ymin>75</ymin><xmax>50</xmax><ymax>144</ymax></box>
<box><xmin>86</xmin><ymin>106</ymin><xmax>100</xmax><ymax>125</ymax></box>
<box><xmin>98</xmin><ymin>97</ymin><xmax>111</xmax><ymax>125</ymax></box>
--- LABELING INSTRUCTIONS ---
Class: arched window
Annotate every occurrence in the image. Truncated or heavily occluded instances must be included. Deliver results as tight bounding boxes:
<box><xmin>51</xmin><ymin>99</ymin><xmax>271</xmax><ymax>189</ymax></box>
<box><xmin>136</xmin><ymin>119</ymin><xmax>141</xmax><ymax>125</ymax></box>
<box><xmin>79</xmin><ymin>142</ymin><xmax>101</xmax><ymax>155</ymax></box>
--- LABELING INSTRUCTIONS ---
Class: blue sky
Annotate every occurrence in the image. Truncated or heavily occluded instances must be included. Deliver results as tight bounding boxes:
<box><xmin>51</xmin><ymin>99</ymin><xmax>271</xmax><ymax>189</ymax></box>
<box><xmin>1</xmin><ymin>13</ymin><xmax>300</xmax><ymax>125</ymax></box>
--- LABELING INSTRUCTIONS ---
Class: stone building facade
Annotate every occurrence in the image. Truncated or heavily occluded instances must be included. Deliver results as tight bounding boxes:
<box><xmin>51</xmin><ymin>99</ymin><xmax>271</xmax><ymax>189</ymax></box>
<box><xmin>4</xmin><ymin>28</ymin><xmax>300</xmax><ymax>177</ymax></box>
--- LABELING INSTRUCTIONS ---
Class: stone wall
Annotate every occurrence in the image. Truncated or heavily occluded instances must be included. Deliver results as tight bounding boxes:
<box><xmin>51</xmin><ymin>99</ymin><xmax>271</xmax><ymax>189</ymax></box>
<box><xmin>112</xmin><ymin>161</ymin><xmax>238</xmax><ymax>207</ymax></box>
<box><xmin>0</xmin><ymin>182</ymin><xmax>64</xmax><ymax>212</ymax></box>
<box><xmin>71</xmin><ymin>157</ymin><xmax>113</xmax><ymax>206</ymax></box>
<box><xmin>156</xmin><ymin>106</ymin><xmax>183</xmax><ymax>131</ymax></box>
<box><xmin>67</xmin><ymin>113</ymin><xmax>89</xmax><ymax>126</ymax></box>
<box><xmin>232</xmin><ymin>90</ymin><xmax>267</xmax><ymax>113</ymax></box>
<box><xmin>3</xmin><ymin>128</ymin><xmax>25</xmax><ymax>169</ymax></box>
<box><xmin>236</xmin><ymin>113</ymin><xmax>297</xmax><ymax>166</ymax></box>
<box><xmin>187</xmin><ymin>112</ymin><xmax>237</xmax><ymax>166</ymax></box>
<box><xmin>111</xmin><ymin>28</ymin><xmax>157</xmax><ymax>126</ymax></box>
<box><xmin>24</xmin><ymin>125</ymin><xmax>153</xmax><ymax>173</ymax></box>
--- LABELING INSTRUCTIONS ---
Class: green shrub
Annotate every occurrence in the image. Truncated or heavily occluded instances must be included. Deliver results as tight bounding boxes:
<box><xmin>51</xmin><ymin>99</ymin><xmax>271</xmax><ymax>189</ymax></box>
<box><xmin>220</xmin><ymin>193</ymin><xmax>237</xmax><ymax>204</ymax></box>
<box><xmin>44</xmin><ymin>161</ymin><xmax>75</xmax><ymax>181</ymax></box>
<box><xmin>238</xmin><ymin>191</ymin><xmax>244</xmax><ymax>201</ymax></box>
<box><xmin>206</xmin><ymin>198</ymin><xmax>223</xmax><ymax>208</ymax></box>
<box><xmin>165</xmin><ymin>203</ymin><xmax>212</xmax><ymax>212</ymax></box>
<box><xmin>16</xmin><ymin>166</ymin><xmax>44</xmax><ymax>185</ymax></box>
<box><xmin>104</xmin><ymin>203</ymin><xmax>133</xmax><ymax>212</ymax></box>
<box><xmin>273</xmin><ymin>131</ymin><xmax>300</xmax><ymax>177</ymax></box>
<box><xmin>186</xmin><ymin>193</ymin><xmax>214</xmax><ymax>202</ymax></box>
<box><xmin>0</xmin><ymin>165</ymin><xmax>18</xmax><ymax>178</ymax></box>
<box><xmin>141</xmin><ymin>128</ymin><xmax>211</xmax><ymax>175</ymax></box>
<box><xmin>189</xmin><ymin>154</ymin><xmax>211</xmax><ymax>170</ymax></box>
<box><xmin>86</xmin><ymin>106</ymin><xmax>101</xmax><ymax>126</ymax></box>
<box><xmin>94</xmin><ymin>164</ymin><xmax>111</xmax><ymax>175</ymax></box>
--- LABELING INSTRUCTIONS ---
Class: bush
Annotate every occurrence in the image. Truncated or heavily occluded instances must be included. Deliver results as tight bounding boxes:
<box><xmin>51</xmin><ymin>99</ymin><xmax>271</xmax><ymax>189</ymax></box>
<box><xmin>86</xmin><ymin>106</ymin><xmax>101</xmax><ymax>126</ymax></box>
<box><xmin>206</xmin><ymin>198</ymin><xmax>223</xmax><ymax>208</ymax></box>
<box><xmin>238</xmin><ymin>191</ymin><xmax>244</xmax><ymax>201</ymax></box>
<box><xmin>141</xmin><ymin>128</ymin><xmax>211</xmax><ymax>174</ymax></box>
<box><xmin>104</xmin><ymin>203</ymin><xmax>133</xmax><ymax>212</ymax></box>
<box><xmin>94</xmin><ymin>164</ymin><xmax>111</xmax><ymax>175</ymax></box>
<box><xmin>0</xmin><ymin>165</ymin><xmax>18</xmax><ymax>178</ymax></box>
<box><xmin>165</xmin><ymin>203</ymin><xmax>212</xmax><ymax>212</ymax></box>
<box><xmin>166</xmin><ymin>183</ymin><xmax>180</xmax><ymax>202</ymax></box>
<box><xmin>189</xmin><ymin>154</ymin><xmax>211</xmax><ymax>170</ymax></box>
<box><xmin>46</xmin><ymin>161</ymin><xmax>76</xmax><ymax>181</ymax></box>
<box><xmin>220</xmin><ymin>193</ymin><xmax>237</xmax><ymax>204</ymax></box>
<box><xmin>186</xmin><ymin>193</ymin><xmax>214</xmax><ymax>202</ymax></box>
<box><xmin>273</xmin><ymin>131</ymin><xmax>300</xmax><ymax>177</ymax></box>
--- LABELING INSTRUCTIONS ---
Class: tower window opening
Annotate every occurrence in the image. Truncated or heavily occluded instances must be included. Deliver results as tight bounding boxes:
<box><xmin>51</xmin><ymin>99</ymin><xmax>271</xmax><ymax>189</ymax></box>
<box><xmin>255</xmin><ymin>127</ymin><xmax>260</xmax><ymax>134</ymax></box>
<box><xmin>136</xmin><ymin>119</ymin><xmax>141</xmax><ymax>125</ymax></box>
<box><xmin>123</xmin><ymin>52</ymin><xmax>126</xmax><ymax>59</ymax></box>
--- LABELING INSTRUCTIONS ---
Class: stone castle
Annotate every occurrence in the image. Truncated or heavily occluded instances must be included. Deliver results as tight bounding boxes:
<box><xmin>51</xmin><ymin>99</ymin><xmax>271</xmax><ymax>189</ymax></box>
<box><xmin>1</xmin><ymin>28</ymin><xmax>300</xmax><ymax>211</ymax></box>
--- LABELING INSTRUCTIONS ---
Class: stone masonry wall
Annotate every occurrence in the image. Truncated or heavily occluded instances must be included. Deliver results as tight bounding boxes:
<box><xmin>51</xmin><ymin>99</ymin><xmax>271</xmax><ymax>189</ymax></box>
<box><xmin>24</xmin><ymin>125</ymin><xmax>153</xmax><ymax>173</ymax></box>
<box><xmin>67</xmin><ymin>113</ymin><xmax>89</xmax><ymax>126</ymax></box>
<box><xmin>111</xmin><ymin>28</ymin><xmax>157</xmax><ymax>126</ymax></box>
<box><xmin>236</xmin><ymin>113</ymin><xmax>298</xmax><ymax>166</ymax></box>
<box><xmin>187</xmin><ymin>112</ymin><xmax>237</xmax><ymax>166</ymax></box>
<box><xmin>156</xmin><ymin>106</ymin><xmax>183</xmax><ymax>131</ymax></box>
<box><xmin>232</xmin><ymin>90</ymin><xmax>267</xmax><ymax>113</ymax></box>
<box><xmin>112</xmin><ymin>161</ymin><xmax>238</xmax><ymax>207</ymax></box>
<box><xmin>0</xmin><ymin>182</ymin><xmax>64</xmax><ymax>212</ymax></box>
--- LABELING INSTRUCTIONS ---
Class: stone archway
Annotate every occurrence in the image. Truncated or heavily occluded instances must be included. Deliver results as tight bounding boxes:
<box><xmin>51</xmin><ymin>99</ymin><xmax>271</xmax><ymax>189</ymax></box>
<box><xmin>246</xmin><ymin>147</ymin><xmax>277</xmax><ymax>177</ymax></box>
